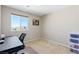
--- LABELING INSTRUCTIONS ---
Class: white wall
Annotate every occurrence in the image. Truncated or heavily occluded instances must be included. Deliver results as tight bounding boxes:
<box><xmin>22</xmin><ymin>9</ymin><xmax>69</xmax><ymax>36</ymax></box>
<box><xmin>1</xmin><ymin>6</ymin><xmax>41</xmax><ymax>42</ymax></box>
<box><xmin>42</xmin><ymin>6</ymin><xmax>79</xmax><ymax>47</ymax></box>
<box><xmin>0</xmin><ymin>5</ymin><xmax>1</xmax><ymax>34</ymax></box>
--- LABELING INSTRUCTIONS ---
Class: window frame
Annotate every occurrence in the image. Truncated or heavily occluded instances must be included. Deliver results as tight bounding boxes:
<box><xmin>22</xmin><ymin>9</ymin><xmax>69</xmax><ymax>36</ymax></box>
<box><xmin>11</xmin><ymin>13</ymin><xmax>29</xmax><ymax>32</ymax></box>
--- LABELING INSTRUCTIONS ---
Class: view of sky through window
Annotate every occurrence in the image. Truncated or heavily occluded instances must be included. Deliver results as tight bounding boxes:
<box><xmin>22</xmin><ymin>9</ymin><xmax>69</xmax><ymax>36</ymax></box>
<box><xmin>11</xmin><ymin>14</ymin><xmax>29</xmax><ymax>31</ymax></box>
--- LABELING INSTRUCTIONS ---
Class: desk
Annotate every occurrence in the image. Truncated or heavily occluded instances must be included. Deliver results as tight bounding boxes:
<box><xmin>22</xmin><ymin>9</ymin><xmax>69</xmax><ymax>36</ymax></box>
<box><xmin>0</xmin><ymin>36</ymin><xmax>24</xmax><ymax>54</ymax></box>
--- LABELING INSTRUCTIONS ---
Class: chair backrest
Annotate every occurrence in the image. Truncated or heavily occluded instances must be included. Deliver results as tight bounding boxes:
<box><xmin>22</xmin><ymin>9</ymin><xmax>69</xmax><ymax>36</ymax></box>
<box><xmin>19</xmin><ymin>33</ymin><xmax>26</xmax><ymax>43</ymax></box>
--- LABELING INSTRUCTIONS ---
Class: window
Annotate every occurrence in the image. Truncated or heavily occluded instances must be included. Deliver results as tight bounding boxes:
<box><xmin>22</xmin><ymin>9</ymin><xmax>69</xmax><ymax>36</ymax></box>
<box><xmin>11</xmin><ymin>14</ymin><xmax>29</xmax><ymax>31</ymax></box>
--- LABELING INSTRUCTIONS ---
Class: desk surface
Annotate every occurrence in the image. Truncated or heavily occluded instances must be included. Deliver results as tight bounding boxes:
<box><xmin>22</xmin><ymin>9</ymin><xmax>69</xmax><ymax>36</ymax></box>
<box><xmin>0</xmin><ymin>36</ymin><xmax>23</xmax><ymax>51</ymax></box>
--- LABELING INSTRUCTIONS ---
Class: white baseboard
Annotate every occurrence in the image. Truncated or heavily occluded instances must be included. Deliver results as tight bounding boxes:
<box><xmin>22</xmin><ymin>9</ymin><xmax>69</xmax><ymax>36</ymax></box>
<box><xmin>43</xmin><ymin>39</ymin><xmax>70</xmax><ymax>48</ymax></box>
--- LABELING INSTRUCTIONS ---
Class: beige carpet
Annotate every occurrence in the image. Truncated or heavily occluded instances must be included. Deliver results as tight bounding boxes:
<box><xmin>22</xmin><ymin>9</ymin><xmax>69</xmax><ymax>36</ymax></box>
<box><xmin>17</xmin><ymin>46</ymin><xmax>38</xmax><ymax>54</ymax></box>
<box><xmin>27</xmin><ymin>39</ymin><xmax>73</xmax><ymax>54</ymax></box>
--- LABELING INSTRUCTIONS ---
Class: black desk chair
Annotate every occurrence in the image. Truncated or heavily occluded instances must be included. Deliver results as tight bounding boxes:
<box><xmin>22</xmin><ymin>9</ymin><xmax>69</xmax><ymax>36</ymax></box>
<box><xmin>19</xmin><ymin>33</ymin><xmax>26</xmax><ymax>44</ymax></box>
